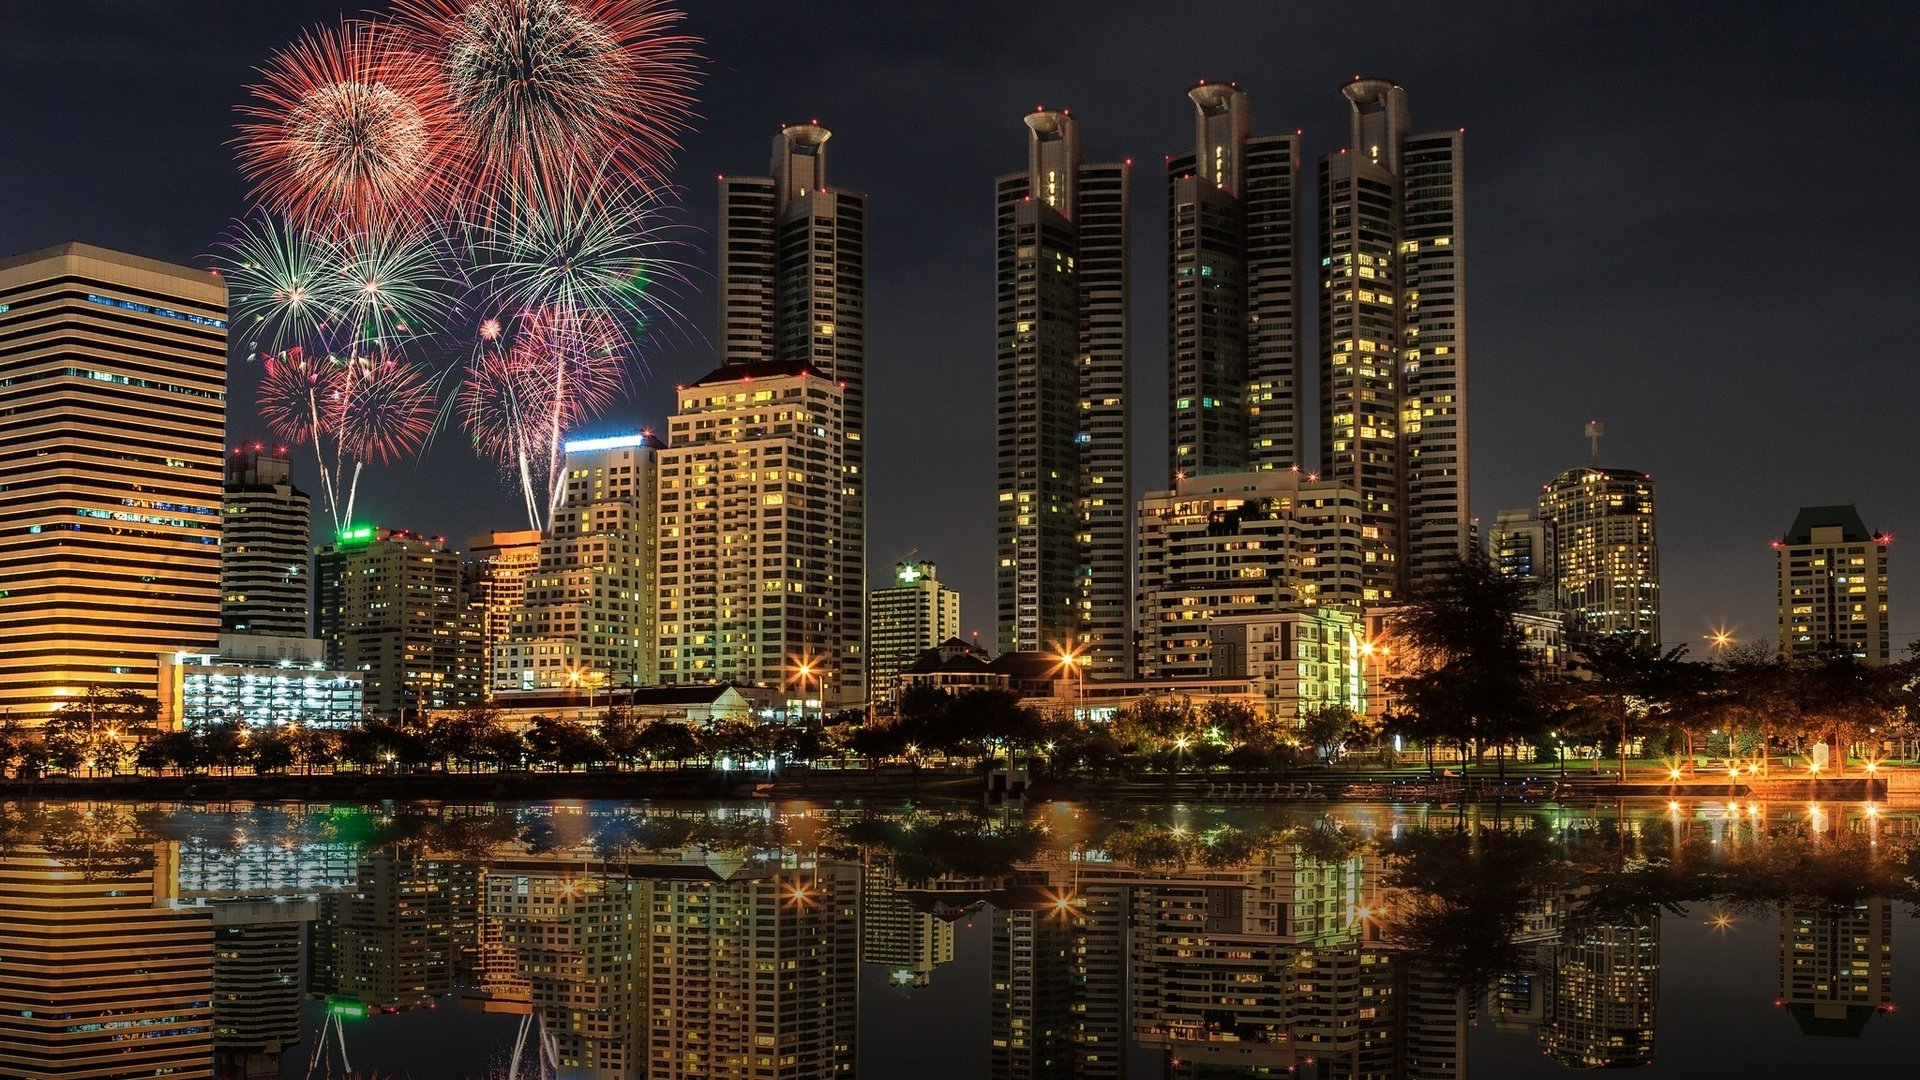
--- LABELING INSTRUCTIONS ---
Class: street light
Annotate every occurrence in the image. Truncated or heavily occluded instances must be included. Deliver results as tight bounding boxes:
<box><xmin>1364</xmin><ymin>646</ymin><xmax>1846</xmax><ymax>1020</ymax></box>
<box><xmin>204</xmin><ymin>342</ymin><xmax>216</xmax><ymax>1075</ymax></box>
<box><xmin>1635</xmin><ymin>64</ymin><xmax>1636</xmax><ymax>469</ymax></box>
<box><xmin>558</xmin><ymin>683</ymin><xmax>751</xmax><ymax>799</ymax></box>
<box><xmin>789</xmin><ymin>657</ymin><xmax>822</xmax><ymax>723</ymax></box>
<box><xmin>1053</xmin><ymin>643</ymin><xmax>1085</xmax><ymax>722</ymax></box>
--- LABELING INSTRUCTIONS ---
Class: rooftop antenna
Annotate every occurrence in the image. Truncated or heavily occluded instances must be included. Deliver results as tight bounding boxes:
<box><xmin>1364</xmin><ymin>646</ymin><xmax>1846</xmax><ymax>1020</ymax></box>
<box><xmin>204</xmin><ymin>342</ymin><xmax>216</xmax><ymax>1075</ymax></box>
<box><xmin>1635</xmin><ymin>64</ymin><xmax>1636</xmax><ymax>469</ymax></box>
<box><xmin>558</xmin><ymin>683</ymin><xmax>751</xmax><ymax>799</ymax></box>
<box><xmin>1585</xmin><ymin>420</ymin><xmax>1605</xmax><ymax>469</ymax></box>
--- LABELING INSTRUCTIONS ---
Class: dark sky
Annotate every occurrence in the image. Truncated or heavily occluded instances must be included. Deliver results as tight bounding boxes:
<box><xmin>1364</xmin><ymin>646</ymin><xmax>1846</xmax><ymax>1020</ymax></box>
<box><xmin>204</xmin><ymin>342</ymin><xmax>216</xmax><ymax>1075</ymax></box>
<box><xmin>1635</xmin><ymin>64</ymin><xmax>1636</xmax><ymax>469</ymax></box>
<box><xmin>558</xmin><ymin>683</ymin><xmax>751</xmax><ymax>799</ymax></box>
<box><xmin>5</xmin><ymin>0</ymin><xmax>1918</xmax><ymax>655</ymax></box>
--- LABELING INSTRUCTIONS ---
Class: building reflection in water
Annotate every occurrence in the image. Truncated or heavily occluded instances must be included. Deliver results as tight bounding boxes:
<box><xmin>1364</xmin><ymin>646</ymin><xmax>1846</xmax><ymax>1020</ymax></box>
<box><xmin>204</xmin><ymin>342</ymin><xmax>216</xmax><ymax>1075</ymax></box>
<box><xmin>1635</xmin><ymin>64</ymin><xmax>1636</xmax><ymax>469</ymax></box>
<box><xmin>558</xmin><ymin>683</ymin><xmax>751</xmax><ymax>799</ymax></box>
<box><xmin>0</xmin><ymin>800</ymin><xmax>1912</xmax><ymax>1079</ymax></box>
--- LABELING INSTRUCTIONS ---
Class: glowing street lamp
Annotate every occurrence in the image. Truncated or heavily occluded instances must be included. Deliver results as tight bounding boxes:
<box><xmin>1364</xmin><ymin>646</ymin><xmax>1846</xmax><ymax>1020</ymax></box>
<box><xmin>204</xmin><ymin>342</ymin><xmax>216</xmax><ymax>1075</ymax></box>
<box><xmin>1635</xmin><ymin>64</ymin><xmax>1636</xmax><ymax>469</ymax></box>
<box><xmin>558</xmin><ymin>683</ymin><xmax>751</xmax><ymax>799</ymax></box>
<box><xmin>1053</xmin><ymin>643</ymin><xmax>1085</xmax><ymax>720</ymax></box>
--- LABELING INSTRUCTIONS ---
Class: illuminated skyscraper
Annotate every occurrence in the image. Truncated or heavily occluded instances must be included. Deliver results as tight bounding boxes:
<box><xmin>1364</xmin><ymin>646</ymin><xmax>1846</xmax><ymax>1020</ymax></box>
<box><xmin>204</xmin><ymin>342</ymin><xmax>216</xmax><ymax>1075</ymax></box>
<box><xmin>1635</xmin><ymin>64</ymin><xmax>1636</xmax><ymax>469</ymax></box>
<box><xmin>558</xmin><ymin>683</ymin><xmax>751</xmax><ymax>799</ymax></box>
<box><xmin>1318</xmin><ymin>79</ymin><xmax>1469</xmax><ymax>601</ymax></box>
<box><xmin>1166</xmin><ymin>83</ymin><xmax>1304</xmax><ymax>479</ymax></box>
<box><xmin>1488</xmin><ymin>507</ymin><xmax>1555</xmax><ymax>611</ymax></box>
<box><xmin>1538</xmin><ymin>467</ymin><xmax>1661</xmax><ymax>646</ymax></box>
<box><xmin>220</xmin><ymin>448</ymin><xmax>310</xmax><ymax>637</ymax></box>
<box><xmin>464</xmin><ymin>528</ymin><xmax>544</xmax><ymax>696</ymax></box>
<box><xmin>995</xmin><ymin>108</ymin><xmax>1133</xmax><ymax>676</ymax></box>
<box><xmin>868</xmin><ymin>560</ymin><xmax>961</xmax><ymax>710</ymax></box>
<box><xmin>495</xmin><ymin>434</ymin><xmax>660</xmax><ymax>693</ymax></box>
<box><xmin>0</xmin><ymin>843</ymin><xmax>215</xmax><ymax>1079</ymax></box>
<box><xmin>209</xmin><ymin>899</ymin><xmax>314</xmax><ymax>1080</ymax></box>
<box><xmin>1775</xmin><ymin>505</ymin><xmax>1891</xmax><ymax>665</ymax></box>
<box><xmin>0</xmin><ymin>243</ymin><xmax>226</xmax><ymax>719</ymax></box>
<box><xmin>656</xmin><ymin>361</ymin><xmax>856</xmax><ymax>706</ymax></box>
<box><xmin>1779</xmin><ymin>898</ymin><xmax>1894</xmax><ymax>1036</ymax></box>
<box><xmin>860</xmin><ymin>860</ymin><xmax>956</xmax><ymax>988</ymax></box>
<box><xmin>315</xmin><ymin>528</ymin><xmax>482</xmax><ymax>717</ymax></box>
<box><xmin>719</xmin><ymin>123</ymin><xmax>867</xmax><ymax>703</ymax></box>
<box><xmin>1541</xmin><ymin>911</ymin><xmax>1659</xmax><ymax>1068</ymax></box>
<box><xmin>644</xmin><ymin>858</ymin><xmax>859</xmax><ymax>1079</ymax></box>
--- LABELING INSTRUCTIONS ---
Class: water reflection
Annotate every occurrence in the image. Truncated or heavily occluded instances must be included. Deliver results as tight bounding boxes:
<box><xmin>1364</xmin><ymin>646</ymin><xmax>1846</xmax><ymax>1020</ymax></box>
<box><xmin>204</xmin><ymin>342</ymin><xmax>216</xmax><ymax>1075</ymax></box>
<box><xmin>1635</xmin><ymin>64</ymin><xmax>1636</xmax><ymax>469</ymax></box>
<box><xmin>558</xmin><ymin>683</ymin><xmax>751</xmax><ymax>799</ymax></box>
<box><xmin>0</xmin><ymin>799</ymin><xmax>1910</xmax><ymax>1079</ymax></box>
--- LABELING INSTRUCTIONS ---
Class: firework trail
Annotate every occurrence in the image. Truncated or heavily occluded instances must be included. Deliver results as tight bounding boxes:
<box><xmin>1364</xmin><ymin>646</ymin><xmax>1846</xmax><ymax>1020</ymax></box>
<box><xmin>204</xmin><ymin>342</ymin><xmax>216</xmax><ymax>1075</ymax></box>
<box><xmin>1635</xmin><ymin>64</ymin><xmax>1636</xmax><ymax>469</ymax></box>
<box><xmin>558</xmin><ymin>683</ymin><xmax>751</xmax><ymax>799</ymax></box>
<box><xmin>229</xmin><ymin>1</ymin><xmax>702</xmax><ymax>532</ymax></box>
<box><xmin>394</xmin><ymin>0</ymin><xmax>701</xmax><ymax>212</ymax></box>
<box><xmin>236</xmin><ymin>18</ymin><xmax>455</xmax><ymax>231</ymax></box>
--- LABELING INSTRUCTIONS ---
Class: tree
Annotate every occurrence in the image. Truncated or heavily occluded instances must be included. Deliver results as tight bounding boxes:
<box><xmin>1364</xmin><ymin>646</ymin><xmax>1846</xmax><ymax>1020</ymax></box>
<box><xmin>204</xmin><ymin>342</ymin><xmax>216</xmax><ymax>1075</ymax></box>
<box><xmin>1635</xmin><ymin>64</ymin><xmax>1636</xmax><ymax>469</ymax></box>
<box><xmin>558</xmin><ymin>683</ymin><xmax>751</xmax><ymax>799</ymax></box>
<box><xmin>525</xmin><ymin>716</ymin><xmax>603</xmax><ymax>770</ymax></box>
<box><xmin>1569</xmin><ymin>633</ymin><xmax>1696</xmax><ymax>778</ymax></box>
<box><xmin>1386</xmin><ymin>557</ymin><xmax>1541</xmax><ymax>777</ymax></box>
<box><xmin>1301</xmin><ymin>705</ymin><xmax>1360</xmax><ymax>762</ymax></box>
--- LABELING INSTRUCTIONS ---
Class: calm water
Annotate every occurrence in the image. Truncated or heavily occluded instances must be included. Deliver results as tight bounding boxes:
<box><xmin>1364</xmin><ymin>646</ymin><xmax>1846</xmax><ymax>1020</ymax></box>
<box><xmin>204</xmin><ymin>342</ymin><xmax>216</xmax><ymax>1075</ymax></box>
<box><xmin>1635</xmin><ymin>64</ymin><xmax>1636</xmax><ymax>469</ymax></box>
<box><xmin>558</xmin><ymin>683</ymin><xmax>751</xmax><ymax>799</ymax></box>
<box><xmin>0</xmin><ymin>797</ymin><xmax>1913</xmax><ymax>1079</ymax></box>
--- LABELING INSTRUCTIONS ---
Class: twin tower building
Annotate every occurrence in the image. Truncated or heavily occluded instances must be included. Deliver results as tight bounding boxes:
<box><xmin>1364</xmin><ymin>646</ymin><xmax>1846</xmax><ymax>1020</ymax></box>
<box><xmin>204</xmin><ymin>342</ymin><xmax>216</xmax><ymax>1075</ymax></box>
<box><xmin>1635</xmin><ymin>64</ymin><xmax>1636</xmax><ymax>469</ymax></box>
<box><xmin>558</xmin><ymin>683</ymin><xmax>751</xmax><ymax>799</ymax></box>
<box><xmin>997</xmin><ymin>78</ymin><xmax>1467</xmax><ymax>681</ymax></box>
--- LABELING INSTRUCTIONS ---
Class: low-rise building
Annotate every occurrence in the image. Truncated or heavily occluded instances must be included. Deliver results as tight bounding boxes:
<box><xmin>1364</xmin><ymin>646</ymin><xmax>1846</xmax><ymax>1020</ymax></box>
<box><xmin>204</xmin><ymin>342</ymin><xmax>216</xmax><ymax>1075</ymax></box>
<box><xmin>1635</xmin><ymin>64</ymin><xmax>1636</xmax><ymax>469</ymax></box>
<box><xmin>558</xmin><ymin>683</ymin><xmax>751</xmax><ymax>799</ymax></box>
<box><xmin>160</xmin><ymin>633</ymin><xmax>363</xmax><ymax>729</ymax></box>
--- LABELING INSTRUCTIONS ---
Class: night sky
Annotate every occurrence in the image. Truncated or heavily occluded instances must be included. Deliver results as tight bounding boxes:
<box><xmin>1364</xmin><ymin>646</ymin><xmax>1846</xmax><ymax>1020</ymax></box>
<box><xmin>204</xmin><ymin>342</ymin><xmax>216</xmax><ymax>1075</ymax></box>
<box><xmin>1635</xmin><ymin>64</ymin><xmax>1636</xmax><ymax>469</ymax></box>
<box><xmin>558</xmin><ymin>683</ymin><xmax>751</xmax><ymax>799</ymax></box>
<box><xmin>5</xmin><ymin>1</ymin><xmax>1918</xmax><ymax>656</ymax></box>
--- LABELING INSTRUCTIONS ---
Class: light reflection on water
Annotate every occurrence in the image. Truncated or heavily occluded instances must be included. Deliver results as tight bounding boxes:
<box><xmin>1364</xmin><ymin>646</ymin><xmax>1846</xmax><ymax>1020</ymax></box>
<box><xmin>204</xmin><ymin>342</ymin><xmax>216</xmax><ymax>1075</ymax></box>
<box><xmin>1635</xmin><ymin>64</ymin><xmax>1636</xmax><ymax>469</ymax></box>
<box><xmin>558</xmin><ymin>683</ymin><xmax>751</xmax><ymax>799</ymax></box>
<box><xmin>0</xmin><ymin>798</ymin><xmax>1911</xmax><ymax>1079</ymax></box>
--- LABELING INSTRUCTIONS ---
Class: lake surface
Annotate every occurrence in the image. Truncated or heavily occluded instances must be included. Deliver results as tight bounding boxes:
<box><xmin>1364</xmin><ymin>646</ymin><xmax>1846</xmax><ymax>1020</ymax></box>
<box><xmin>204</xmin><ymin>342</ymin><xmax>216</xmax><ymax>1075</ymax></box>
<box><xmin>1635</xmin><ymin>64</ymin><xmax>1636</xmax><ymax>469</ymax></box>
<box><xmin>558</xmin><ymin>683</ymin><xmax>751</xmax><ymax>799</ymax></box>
<box><xmin>0</xmin><ymin>797</ymin><xmax>1912</xmax><ymax>1079</ymax></box>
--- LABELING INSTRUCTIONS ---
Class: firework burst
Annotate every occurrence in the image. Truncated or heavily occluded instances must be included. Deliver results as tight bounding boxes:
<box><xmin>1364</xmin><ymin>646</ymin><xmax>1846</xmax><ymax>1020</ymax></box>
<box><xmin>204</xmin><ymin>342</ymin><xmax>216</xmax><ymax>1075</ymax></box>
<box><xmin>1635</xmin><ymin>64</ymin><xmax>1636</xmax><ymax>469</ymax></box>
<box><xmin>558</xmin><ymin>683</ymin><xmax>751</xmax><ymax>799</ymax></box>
<box><xmin>395</xmin><ymin>0</ymin><xmax>701</xmax><ymax>207</ymax></box>
<box><xmin>333</xmin><ymin>224</ymin><xmax>464</xmax><ymax>349</ymax></box>
<box><xmin>334</xmin><ymin>355</ymin><xmax>438</xmax><ymax>466</ymax></box>
<box><xmin>236</xmin><ymin>19</ymin><xmax>454</xmax><ymax>230</ymax></box>
<box><xmin>217</xmin><ymin>216</ymin><xmax>348</xmax><ymax>348</ymax></box>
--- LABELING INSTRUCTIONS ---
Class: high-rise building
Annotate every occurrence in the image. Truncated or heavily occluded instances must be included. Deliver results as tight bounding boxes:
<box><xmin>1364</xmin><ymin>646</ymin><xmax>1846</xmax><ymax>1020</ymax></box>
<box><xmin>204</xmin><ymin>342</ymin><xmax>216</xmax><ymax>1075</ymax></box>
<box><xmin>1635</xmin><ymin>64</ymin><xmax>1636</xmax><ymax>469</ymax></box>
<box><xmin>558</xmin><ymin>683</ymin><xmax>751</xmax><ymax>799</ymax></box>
<box><xmin>315</xmin><ymin>527</ymin><xmax>481</xmax><ymax>717</ymax></box>
<box><xmin>486</xmin><ymin>863</ymin><xmax>647</xmax><ymax>1079</ymax></box>
<box><xmin>989</xmin><ymin>903</ymin><xmax>1076</xmax><ymax>1080</ymax></box>
<box><xmin>1165</xmin><ymin>82</ymin><xmax>1303</xmax><ymax>479</ymax></box>
<box><xmin>0</xmin><ymin>843</ymin><xmax>215</xmax><ymax>1079</ymax></box>
<box><xmin>994</xmin><ymin>108</ymin><xmax>1133</xmax><ymax>677</ymax></box>
<box><xmin>644</xmin><ymin>858</ymin><xmax>859</xmax><ymax>1079</ymax></box>
<box><xmin>220</xmin><ymin>448</ymin><xmax>310</xmax><ymax>637</ymax></box>
<box><xmin>1538</xmin><ymin>467</ymin><xmax>1660</xmax><ymax>646</ymax></box>
<box><xmin>495</xmin><ymin>434</ymin><xmax>660</xmax><ymax>693</ymax></box>
<box><xmin>1778</xmin><ymin>898</ymin><xmax>1894</xmax><ymax>1037</ymax></box>
<box><xmin>861</xmin><ymin>860</ymin><xmax>956</xmax><ymax>989</ymax></box>
<box><xmin>656</xmin><ymin>361</ymin><xmax>857</xmax><ymax>706</ymax></box>
<box><xmin>1775</xmin><ymin>505</ymin><xmax>1891</xmax><ymax>665</ymax></box>
<box><xmin>464</xmin><ymin>528</ymin><xmax>544</xmax><ymax>696</ymax></box>
<box><xmin>1135</xmin><ymin>470</ymin><xmax>1364</xmax><ymax>679</ymax></box>
<box><xmin>209</xmin><ymin>899</ymin><xmax>314</xmax><ymax>1080</ymax></box>
<box><xmin>0</xmin><ymin>243</ymin><xmax>227</xmax><ymax>719</ymax></box>
<box><xmin>310</xmin><ymin>851</ymin><xmax>477</xmax><ymax>1008</ymax></box>
<box><xmin>719</xmin><ymin>123</ymin><xmax>867</xmax><ymax>703</ymax></box>
<box><xmin>1488</xmin><ymin>507</ymin><xmax>1556</xmax><ymax>611</ymax></box>
<box><xmin>1541</xmin><ymin>911</ymin><xmax>1659</xmax><ymax>1068</ymax></box>
<box><xmin>1318</xmin><ymin>78</ymin><xmax>1468</xmax><ymax>601</ymax></box>
<box><xmin>868</xmin><ymin>560</ymin><xmax>961</xmax><ymax>710</ymax></box>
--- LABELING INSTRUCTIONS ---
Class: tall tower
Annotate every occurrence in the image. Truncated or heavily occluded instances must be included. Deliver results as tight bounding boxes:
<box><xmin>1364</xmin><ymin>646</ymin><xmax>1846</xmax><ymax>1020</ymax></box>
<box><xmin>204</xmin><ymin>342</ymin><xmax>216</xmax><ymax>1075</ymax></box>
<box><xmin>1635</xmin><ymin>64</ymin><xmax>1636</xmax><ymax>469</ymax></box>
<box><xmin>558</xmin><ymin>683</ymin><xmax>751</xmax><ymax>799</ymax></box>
<box><xmin>1775</xmin><ymin>505</ymin><xmax>1891</xmax><ymax>665</ymax></box>
<box><xmin>220</xmin><ymin>448</ymin><xmax>310</xmax><ymax>637</ymax></box>
<box><xmin>315</xmin><ymin>527</ymin><xmax>481</xmax><ymax>717</ymax></box>
<box><xmin>495</xmin><ymin>434</ymin><xmax>660</xmax><ymax>693</ymax></box>
<box><xmin>995</xmin><ymin>108</ymin><xmax>1132</xmax><ymax>677</ymax></box>
<box><xmin>867</xmin><ymin>559</ymin><xmax>961</xmax><ymax>710</ymax></box>
<box><xmin>0</xmin><ymin>243</ymin><xmax>227</xmax><ymax>719</ymax></box>
<box><xmin>1539</xmin><ymin>467</ymin><xmax>1660</xmax><ymax>647</ymax></box>
<box><xmin>1318</xmin><ymin>79</ymin><xmax>1468</xmax><ymax>601</ymax></box>
<box><xmin>463</xmin><ymin>528</ymin><xmax>544</xmax><ymax>697</ymax></box>
<box><xmin>1166</xmin><ymin>83</ymin><xmax>1304</xmax><ymax>480</ymax></box>
<box><xmin>656</xmin><ymin>361</ymin><xmax>856</xmax><ymax>706</ymax></box>
<box><xmin>718</xmin><ymin>123</ymin><xmax>867</xmax><ymax>703</ymax></box>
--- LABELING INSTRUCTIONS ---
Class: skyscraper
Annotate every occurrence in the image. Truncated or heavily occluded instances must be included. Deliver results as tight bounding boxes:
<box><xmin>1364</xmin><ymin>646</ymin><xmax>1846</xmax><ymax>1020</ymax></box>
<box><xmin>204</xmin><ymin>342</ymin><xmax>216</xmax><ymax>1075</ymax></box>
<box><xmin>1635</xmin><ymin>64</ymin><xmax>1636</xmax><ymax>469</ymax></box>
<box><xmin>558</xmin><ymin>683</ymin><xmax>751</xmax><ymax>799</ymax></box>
<box><xmin>1488</xmin><ymin>507</ymin><xmax>1556</xmax><ymax>611</ymax></box>
<box><xmin>995</xmin><ymin>108</ymin><xmax>1132</xmax><ymax>677</ymax></box>
<box><xmin>1775</xmin><ymin>505</ymin><xmax>1891</xmax><ymax>665</ymax></box>
<box><xmin>868</xmin><ymin>559</ymin><xmax>961</xmax><ymax>710</ymax></box>
<box><xmin>1165</xmin><ymin>82</ymin><xmax>1303</xmax><ymax>479</ymax></box>
<box><xmin>1539</xmin><ymin>467</ymin><xmax>1661</xmax><ymax>646</ymax></box>
<box><xmin>656</xmin><ymin>361</ymin><xmax>857</xmax><ymax>706</ymax></box>
<box><xmin>315</xmin><ymin>527</ymin><xmax>481</xmax><ymax>717</ymax></box>
<box><xmin>0</xmin><ymin>243</ymin><xmax>226</xmax><ymax>719</ymax></box>
<box><xmin>1778</xmin><ymin>898</ymin><xmax>1894</xmax><ymax>1037</ymax></box>
<box><xmin>1541</xmin><ymin>912</ymin><xmax>1659</xmax><ymax>1068</ymax></box>
<box><xmin>464</xmin><ymin>528</ymin><xmax>545</xmax><ymax>697</ymax></box>
<box><xmin>1318</xmin><ymin>78</ymin><xmax>1468</xmax><ymax>601</ymax></box>
<box><xmin>220</xmin><ymin>448</ymin><xmax>310</xmax><ymax>637</ymax></box>
<box><xmin>719</xmin><ymin>123</ymin><xmax>867</xmax><ymax>703</ymax></box>
<box><xmin>495</xmin><ymin>434</ymin><xmax>660</xmax><ymax>693</ymax></box>
<box><xmin>0</xmin><ymin>843</ymin><xmax>215</xmax><ymax>1079</ymax></box>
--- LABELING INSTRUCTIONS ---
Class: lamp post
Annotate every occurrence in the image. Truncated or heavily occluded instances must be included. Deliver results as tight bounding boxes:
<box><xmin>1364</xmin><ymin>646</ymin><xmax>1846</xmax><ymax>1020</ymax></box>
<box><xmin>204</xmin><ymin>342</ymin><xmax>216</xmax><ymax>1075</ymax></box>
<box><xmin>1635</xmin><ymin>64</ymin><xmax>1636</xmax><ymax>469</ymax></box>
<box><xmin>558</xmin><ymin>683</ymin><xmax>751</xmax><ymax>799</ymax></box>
<box><xmin>1053</xmin><ymin>644</ymin><xmax>1085</xmax><ymax>723</ymax></box>
<box><xmin>791</xmin><ymin>659</ymin><xmax>819</xmax><ymax>724</ymax></box>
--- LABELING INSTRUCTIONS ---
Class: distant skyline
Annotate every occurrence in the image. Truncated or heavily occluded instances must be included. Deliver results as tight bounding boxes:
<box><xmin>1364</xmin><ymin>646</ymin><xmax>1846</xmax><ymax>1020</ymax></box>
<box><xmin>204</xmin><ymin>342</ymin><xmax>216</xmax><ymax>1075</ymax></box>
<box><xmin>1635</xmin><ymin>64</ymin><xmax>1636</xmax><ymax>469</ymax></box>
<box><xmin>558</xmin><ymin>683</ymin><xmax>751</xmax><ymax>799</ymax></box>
<box><xmin>4</xmin><ymin>0</ymin><xmax>1916</xmax><ymax>655</ymax></box>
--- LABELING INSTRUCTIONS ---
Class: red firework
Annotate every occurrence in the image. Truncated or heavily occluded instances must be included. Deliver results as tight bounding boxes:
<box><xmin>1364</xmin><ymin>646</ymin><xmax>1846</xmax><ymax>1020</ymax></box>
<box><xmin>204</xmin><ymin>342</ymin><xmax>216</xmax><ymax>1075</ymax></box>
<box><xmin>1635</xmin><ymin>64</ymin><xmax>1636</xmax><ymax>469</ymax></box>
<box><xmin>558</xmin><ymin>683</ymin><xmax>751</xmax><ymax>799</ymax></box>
<box><xmin>333</xmin><ymin>356</ymin><xmax>438</xmax><ymax>465</ymax></box>
<box><xmin>257</xmin><ymin>349</ymin><xmax>344</xmax><ymax>443</ymax></box>
<box><xmin>236</xmin><ymin>19</ymin><xmax>456</xmax><ymax>230</ymax></box>
<box><xmin>392</xmin><ymin>0</ymin><xmax>702</xmax><ymax>206</ymax></box>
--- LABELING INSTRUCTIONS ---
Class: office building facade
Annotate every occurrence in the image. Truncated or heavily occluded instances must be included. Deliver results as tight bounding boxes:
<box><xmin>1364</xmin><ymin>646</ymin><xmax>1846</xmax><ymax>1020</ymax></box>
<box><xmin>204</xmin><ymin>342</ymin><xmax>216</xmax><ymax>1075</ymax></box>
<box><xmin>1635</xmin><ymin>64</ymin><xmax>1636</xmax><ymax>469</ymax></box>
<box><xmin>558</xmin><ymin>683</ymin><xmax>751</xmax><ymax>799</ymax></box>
<box><xmin>1166</xmin><ymin>82</ymin><xmax>1304</xmax><ymax>479</ymax></box>
<box><xmin>1135</xmin><ymin>470</ymin><xmax>1364</xmax><ymax>680</ymax></box>
<box><xmin>1488</xmin><ymin>507</ymin><xmax>1556</xmax><ymax>611</ymax></box>
<box><xmin>1538</xmin><ymin>467</ymin><xmax>1660</xmax><ymax>646</ymax></box>
<box><xmin>495</xmin><ymin>434</ymin><xmax>660</xmax><ymax>693</ymax></box>
<box><xmin>995</xmin><ymin>108</ymin><xmax>1133</xmax><ymax>677</ymax></box>
<box><xmin>220</xmin><ymin>448</ymin><xmax>310</xmax><ymax>637</ymax></box>
<box><xmin>719</xmin><ymin>123</ymin><xmax>867</xmax><ymax>703</ymax></box>
<box><xmin>315</xmin><ymin>527</ymin><xmax>481</xmax><ymax>717</ymax></box>
<box><xmin>1318</xmin><ymin>78</ymin><xmax>1468</xmax><ymax>601</ymax></box>
<box><xmin>656</xmin><ymin>361</ymin><xmax>857</xmax><ymax>707</ymax></box>
<box><xmin>1775</xmin><ymin>505</ymin><xmax>1891</xmax><ymax>665</ymax></box>
<box><xmin>868</xmin><ymin>559</ymin><xmax>961</xmax><ymax>710</ymax></box>
<box><xmin>0</xmin><ymin>243</ymin><xmax>227</xmax><ymax>719</ymax></box>
<box><xmin>464</xmin><ymin>528</ymin><xmax>544</xmax><ymax>696</ymax></box>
